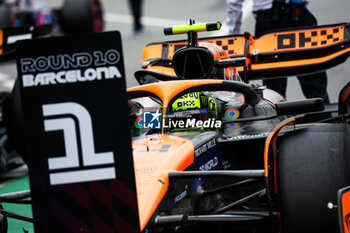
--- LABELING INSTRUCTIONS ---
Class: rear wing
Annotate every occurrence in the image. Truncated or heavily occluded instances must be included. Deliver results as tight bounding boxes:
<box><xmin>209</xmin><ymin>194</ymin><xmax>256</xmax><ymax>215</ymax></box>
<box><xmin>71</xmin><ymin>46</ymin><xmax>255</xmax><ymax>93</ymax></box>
<box><xmin>141</xmin><ymin>23</ymin><xmax>350</xmax><ymax>80</ymax></box>
<box><xmin>0</xmin><ymin>25</ymin><xmax>52</xmax><ymax>56</ymax></box>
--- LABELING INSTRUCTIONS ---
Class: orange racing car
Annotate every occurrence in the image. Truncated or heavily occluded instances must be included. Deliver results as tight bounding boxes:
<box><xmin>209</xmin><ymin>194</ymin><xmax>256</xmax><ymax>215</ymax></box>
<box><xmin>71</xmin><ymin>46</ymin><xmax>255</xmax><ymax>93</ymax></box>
<box><xmin>0</xmin><ymin>21</ymin><xmax>349</xmax><ymax>233</ymax></box>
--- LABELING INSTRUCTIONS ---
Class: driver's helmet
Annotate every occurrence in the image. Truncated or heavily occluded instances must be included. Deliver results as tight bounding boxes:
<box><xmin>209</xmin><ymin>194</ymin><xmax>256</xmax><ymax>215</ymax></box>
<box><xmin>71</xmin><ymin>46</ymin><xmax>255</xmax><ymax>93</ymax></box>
<box><xmin>168</xmin><ymin>92</ymin><xmax>219</xmax><ymax>130</ymax></box>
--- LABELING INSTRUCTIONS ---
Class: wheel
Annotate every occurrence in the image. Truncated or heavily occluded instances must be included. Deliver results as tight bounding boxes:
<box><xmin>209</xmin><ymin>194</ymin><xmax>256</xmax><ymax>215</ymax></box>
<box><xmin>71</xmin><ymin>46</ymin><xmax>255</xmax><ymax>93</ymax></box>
<box><xmin>61</xmin><ymin>0</ymin><xmax>104</xmax><ymax>34</ymax></box>
<box><xmin>277</xmin><ymin>124</ymin><xmax>350</xmax><ymax>233</ymax></box>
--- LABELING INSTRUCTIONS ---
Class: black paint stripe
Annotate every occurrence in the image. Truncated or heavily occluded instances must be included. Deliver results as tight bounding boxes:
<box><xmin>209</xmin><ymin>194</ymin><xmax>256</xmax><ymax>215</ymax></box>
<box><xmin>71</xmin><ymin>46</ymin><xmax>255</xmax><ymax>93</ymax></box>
<box><xmin>246</xmin><ymin>51</ymin><xmax>350</xmax><ymax>80</ymax></box>
<box><xmin>50</xmin><ymin>186</ymin><xmax>92</xmax><ymax>227</ymax></box>
<box><xmin>252</xmin><ymin>42</ymin><xmax>349</xmax><ymax>64</ymax></box>
<box><xmin>91</xmin><ymin>195</ymin><xmax>115</xmax><ymax>228</ymax></box>
<box><xmin>112</xmin><ymin>195</ymin><xmax>140</xmax><ymax>228</ymax></box>
<box><xmin>161</xmin><ymin>43</ymin><xmax>169</xmax><ymax>59</ymax></box>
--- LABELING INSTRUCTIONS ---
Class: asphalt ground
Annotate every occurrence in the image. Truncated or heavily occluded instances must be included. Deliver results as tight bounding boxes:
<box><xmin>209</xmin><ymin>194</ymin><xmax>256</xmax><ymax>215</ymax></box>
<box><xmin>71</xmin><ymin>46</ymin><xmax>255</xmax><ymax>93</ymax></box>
<box><xmin>0</xmin><ymin>0</ymin><xmax>349</xmax><ymax>103</ymax></box>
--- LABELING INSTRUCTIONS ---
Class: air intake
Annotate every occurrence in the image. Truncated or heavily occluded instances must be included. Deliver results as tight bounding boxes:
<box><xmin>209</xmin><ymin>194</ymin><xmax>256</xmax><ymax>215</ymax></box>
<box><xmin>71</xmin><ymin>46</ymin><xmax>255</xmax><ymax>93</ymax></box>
<box><xmin>173</xmin><ymin>47</ymin><xmax>215</xmax><ymax>79</ymax></box>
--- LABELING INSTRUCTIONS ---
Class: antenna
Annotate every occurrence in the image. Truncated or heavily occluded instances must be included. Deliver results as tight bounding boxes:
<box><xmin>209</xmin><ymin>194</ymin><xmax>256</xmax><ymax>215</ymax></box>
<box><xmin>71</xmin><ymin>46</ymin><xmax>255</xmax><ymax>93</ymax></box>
<box><xmin>187</xmin><ymin>19</ymin><xmax>198</xmax><ymax>47</ymax></box>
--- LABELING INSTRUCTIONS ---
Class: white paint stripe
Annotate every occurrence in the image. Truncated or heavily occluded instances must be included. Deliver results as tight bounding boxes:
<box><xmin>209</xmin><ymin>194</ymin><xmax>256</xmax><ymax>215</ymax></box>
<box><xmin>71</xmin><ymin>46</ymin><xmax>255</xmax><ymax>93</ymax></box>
<box><xmin>49</xmin><ymin>167</ymin><xmax>116</xmax><ymax>186</ymax></box>
<box><xmin>0</xmin><ymin>72</ymin><xmax>14</xmax><ymax>90</ymax></box>
<box><xmin>7</xmin><ymin>33</ymin><xmax>32</xmax><ymax>44</ymax></box>
<box><xmin>105</xmin><ymin>13</ymin><xmax>190</xmax><ymax>27</ymax></box>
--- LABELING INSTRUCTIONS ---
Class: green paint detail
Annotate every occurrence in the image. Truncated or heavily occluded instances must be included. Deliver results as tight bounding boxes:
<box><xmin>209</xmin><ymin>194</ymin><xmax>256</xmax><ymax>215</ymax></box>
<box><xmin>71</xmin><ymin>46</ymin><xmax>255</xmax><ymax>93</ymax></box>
<box><xmin>0</xmin><ymin>176</ymin><xmax>33</xmax><ymax>233</ymax></box>
<box><xmin>171</xmin><ymin>21</ymin><xmax>221</xmax><ymax>35</ymax></box>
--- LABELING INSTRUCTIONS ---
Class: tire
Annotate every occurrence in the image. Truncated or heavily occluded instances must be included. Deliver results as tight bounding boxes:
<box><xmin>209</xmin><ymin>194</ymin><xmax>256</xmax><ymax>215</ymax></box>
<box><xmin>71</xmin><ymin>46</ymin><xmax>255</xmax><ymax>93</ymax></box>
<box><xmin>277</xmin><ymin>124</ymin><xmax>350</xmax><ymax>233</ymax></box>
<box><xmin>61</xmin><ymin>0</ymin><xmax>104</xmax><ymax>34</ymax></box>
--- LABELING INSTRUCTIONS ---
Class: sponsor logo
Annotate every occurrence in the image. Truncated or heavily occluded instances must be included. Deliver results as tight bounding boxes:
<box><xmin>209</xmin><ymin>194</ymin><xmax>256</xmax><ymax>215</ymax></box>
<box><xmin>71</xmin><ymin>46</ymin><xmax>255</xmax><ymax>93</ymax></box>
<box><xmin>21</xmin><ymin>50</ymin><xmax>122</xmax><ymax>87</ymax></box>
<box><xmin>174</xmin><ymin>190</ymin><xmax>188</xmax><ymax>203</ymax></box>
<box><xmin>135</xmin><ymin>116</ymin><xmax>144</xmax><ymax>129</ymax></box>
<box><xmin>143</xmin><ymin>110</ymin><xmax>161</xmax><ymax>129</ymax></box>
<box><xmin>192</xmin><ymin>147</ymin><xmax>221</xmax><ymax>190</ymax></box>
<box><xmin>195</xmin><ymin>139</ymin><xmax>216</xmax><ymax>157</ymax></box>
<box><xmin>277</xmin><ymin>27</ymin><xmax>341</xmax><ymax>49</ymax></box>
<box><xmin>143</xmin><ymin>110</ymin><xmax>223</xmax><ymax>130</ymax></box>
<box><xmin>43</xmin><ymin>102</ymin><xmax>116</xmax><ymax>185</ymax></box>
<box><xmin>199</xmin><ymin>156</ymin><xmax>218</xmax><ymax>171</ymax></box>
<box><xmin>163</xmin><ymin>117</ymin><xmax>221</xmax><ymax>129</ymax></box>
<box><xmin>222</xmin><ymin>132</ymin><xmax>270</xmax><ymax>141</ymax></box>
<box><xmin>224</xmin><ymin>108</ymin><xmax>239</xmax><ymax>120</ymax></box>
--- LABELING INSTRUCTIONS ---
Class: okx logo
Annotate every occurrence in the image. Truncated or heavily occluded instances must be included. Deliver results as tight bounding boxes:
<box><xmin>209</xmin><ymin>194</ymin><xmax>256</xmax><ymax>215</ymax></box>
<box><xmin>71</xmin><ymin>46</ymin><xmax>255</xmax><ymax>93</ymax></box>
<box><xmin>143</xmin><ymin>110</ymin><xmax>161</xmax><ymax>129</ymax></box>
<box><xmin>43</xmin><ymin>102</ymin><xmax>116</xmax><ymax>186</ymax></box>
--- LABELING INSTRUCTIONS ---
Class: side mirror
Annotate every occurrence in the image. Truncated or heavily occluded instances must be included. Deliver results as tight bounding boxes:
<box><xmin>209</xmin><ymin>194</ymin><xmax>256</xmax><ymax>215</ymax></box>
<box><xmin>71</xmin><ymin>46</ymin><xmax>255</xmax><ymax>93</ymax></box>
<box><xmin>275</xmin><ymin>98</ymin><xmax>324</xmax><ymax>116</ymax></box>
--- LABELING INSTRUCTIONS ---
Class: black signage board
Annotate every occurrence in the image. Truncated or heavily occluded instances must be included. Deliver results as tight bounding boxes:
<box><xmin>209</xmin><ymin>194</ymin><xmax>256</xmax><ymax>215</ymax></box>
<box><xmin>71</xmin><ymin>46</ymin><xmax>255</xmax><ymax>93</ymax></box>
<box><xmin>15</xmin><ymin>32</ymin><xmax>140</xmax><ymax>233</ymax></box>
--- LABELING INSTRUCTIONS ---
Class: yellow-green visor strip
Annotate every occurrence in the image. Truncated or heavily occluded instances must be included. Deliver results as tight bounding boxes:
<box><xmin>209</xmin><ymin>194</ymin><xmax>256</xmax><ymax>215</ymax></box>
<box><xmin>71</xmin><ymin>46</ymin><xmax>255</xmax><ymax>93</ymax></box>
<box><xmin>172</xmin><ymin>93</ymin><xmax>202</xmax><ymax>111</ymax></box>
<box><xmin>164</xmin><ymin>21</ymin><xmax>222</xmax><ymax>35</ymax></box>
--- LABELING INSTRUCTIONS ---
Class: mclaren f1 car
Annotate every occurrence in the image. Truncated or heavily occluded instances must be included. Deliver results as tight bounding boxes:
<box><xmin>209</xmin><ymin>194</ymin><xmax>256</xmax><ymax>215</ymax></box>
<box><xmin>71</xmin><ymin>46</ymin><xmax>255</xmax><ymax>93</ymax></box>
<box><xmin>0</xmin><ymin>0</ymin><xmax>104</xmax><ymax>57</ymax></box>
<box><xmin>0</xmin><ymin>21</ymin><xmax>350</xmax><ymax>233</ymax></box>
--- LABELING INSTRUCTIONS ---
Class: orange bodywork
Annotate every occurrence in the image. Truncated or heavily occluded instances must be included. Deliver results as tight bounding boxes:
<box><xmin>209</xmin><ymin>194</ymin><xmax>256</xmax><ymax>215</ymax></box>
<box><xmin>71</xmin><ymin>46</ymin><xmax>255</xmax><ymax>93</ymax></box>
<box><xmin>141</xmin><ymin>37</ymin><xmax>246</xmax><ymax>65</ymax></box>
<box><xmin>140</xmin><ymin>24</ymin><xmax>348</xmax><ymax>77</ymax></box>
<box><xmin>128</xmin><ymin>80</ymin><xmax>223</xmax><ymax>231</ymax></box>
<box><xmin>251</xmin><ymin>48</ymin><xmax>350</xmax><ymax>71</ymax></box>
<box><xmin>263</xmin><ymin>117</ymin><xmax>296</xmax><ymax>177</ymax></box>
<box><xmin>0</xmin><ymin>29</ymin><xmax>3</xmax><ymax>55</ymax></box>
<box><xmin>144</xmin><ymin>66</ymin><xmax>177</xmax><ymax>76</ymax></box>
<box><xmin>253</xmin><ymin>25</ymin><xmax>344</xmax><ymax>53</ymax></box>
<box><xmin>163</xmin><ymin>37</ymin><xmax>246</xmax><ymax>61</ymax></box>
<box><xmin>130</xmin><ymin>23</ymin><xmax>349</xmax><ymax>230</ymax></box>
<box><xmin>133</xmin><ymin>135</ymin><xmax>194</xmax><ymax>231</ymax></box>
<box><xmin>141</xmin><ymin>44</ymin><xmax>163</xmax><ymax>62</ymax></box>
<box><xmin>341</xmin><ymin>83</ymin><xmax>350</xmax><ymax>102</ymax></box>
<box><xmin>341</xmin><ymin>190</ymin><xmax>350</xmax><ymax>233</ymax></box>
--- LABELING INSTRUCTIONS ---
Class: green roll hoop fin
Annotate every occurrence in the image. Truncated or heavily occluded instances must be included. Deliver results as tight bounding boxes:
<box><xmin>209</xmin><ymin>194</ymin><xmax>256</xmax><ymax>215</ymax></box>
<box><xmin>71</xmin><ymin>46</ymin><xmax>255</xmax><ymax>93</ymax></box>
<box><xmin>164</xmin><ymin>21</ymin><xmax>222</xmax><ymax>35</ymax></box>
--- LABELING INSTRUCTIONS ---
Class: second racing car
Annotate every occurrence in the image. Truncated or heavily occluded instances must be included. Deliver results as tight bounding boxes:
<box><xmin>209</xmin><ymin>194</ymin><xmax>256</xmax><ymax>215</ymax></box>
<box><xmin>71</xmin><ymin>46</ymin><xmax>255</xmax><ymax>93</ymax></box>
<box><xmin>0</xmin><ymin>0</ymin><xmax>104</xmax><ymax>57</ymax></box>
